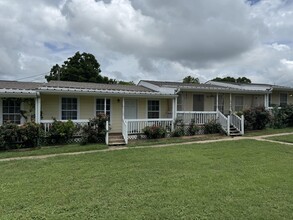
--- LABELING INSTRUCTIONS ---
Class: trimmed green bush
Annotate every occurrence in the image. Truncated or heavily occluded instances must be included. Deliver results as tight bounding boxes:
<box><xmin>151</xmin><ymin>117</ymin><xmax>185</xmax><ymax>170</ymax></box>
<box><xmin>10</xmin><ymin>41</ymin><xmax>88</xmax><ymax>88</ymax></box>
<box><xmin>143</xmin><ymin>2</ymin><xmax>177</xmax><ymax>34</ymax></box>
<box><xmin>171</xmin><ymin>119</ymin><xmax>185</xmax><ymax>137</ymax></box>
<box><xmin>243</xmin><ymin>107</ymin><xmax>271</xmax><ymax>130</ymax></box>
<box><xmin>143</xmin><ymin>125</ymin><xmax>167</xmax><ymax>139</ymax></box>
<box><xmin>81</xmin><ymin>114</ymin><xmax>108</xmax><ymax>145</ymax></box>
<box><xmin>46</xmin><ymin>119</ymin><xmax>76</xmax><ymax>144</ymax></box>
<box><xmin>19</xmin><ymin>122</ymin><xmax>40</xmax><ymax>148</ymax></box>
<box><xmin>204</xmin><ymin>120</ymin><xmax>221</xmax><ymax>134</ymax></box>
<box><xmin>188</xmin><ymin>119</ymin><xmax>199</xmax><ymax>136</ymax></box>
<box><xmin>0</xmin><ymin>122</ymin><xmax>40</xmax><ymax>150</ymax></box>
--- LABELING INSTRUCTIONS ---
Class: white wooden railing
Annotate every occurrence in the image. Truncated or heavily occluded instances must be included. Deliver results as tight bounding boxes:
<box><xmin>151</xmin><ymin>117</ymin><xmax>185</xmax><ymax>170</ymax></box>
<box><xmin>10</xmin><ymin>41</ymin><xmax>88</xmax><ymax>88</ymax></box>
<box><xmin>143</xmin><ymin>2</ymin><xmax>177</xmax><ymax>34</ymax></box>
<box><xmin>217</xmin><ymin>111</ymin><xmax>229</xmax><ymax>135</ymax></box>
<box><xmin>122</xmin><ymin>120</ymin><xmax>128</xmax><ymax>144</ymax></box>
<box><xmin>40</xmin><ymin>119</ymin><xmax>89</xmax><ymax>134</ymax></box>
<box><xmin>230</xmin><ymin>113</ymin><xmax>244</xmax><ymax>135</ymax></box>
<box><xmin>125</xmin><ymin>119</ymin><xmax>174</xmax><ymax>135</ymax></box>
<box><xmin>105</xmin><ymin>121</ymin><xmax>109</xmax><ymax>145</ymax></box>
<box><xmin>177</xmin><ymin>111</ymin><xmax>218</xmax><ymax>124</ymax></box>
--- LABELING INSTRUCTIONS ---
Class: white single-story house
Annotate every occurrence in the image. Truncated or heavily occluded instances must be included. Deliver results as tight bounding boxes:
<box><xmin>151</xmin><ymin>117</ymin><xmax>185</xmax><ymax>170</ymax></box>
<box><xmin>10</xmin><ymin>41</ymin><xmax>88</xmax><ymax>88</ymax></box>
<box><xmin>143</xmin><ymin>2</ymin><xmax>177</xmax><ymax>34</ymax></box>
<box><xmin>1</xmin><ymin>79</ymin><xmax>293</xmax><ymax>145</ymax></box>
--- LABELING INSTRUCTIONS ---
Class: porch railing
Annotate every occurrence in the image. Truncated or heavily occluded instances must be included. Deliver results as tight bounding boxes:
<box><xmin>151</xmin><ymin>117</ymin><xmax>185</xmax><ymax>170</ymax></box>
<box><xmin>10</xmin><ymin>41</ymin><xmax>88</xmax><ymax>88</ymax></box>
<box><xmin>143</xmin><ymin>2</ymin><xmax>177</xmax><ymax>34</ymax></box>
<box><xmin>125</xmin><ymin>119</ymin><xmax>174</xmax><ymax>135</ymax></box>
<box><xmin>122</xmin><ymin>120</ymin><xmax>128</xmax><ymax>144</ymax></box>
<box><xmin>40</xmin><ymin>119</ymin><xmax>89</xmax><ymax>134</ymax></box>
<box><xmin>217</xmin><ymin>111</ymin><xmax>229</xmax><ymax>135</ymax></box>
<box><xmin>177</xmin><ymin>111</ymin><xmax>218</xmax><ymax>124</ymax></box>
<box><xmin>230</xmin><ymin>113</ymin><xmax>244</xmax><ymax>135</ymax></box>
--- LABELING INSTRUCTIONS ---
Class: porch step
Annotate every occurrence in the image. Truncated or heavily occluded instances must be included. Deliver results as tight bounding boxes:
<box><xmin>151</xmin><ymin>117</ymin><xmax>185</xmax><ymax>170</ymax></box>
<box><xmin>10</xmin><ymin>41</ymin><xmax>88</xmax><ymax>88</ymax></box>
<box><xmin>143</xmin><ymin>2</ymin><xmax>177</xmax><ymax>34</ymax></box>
<box><xmin>229</xmin><ymin>125</ymin><xmax>242</xmax><ymax>136</ymax></box>
<box><xmin>108</xmin><ymin>133</ymin><xmax>126</xmax><ymax>146</ymax></box>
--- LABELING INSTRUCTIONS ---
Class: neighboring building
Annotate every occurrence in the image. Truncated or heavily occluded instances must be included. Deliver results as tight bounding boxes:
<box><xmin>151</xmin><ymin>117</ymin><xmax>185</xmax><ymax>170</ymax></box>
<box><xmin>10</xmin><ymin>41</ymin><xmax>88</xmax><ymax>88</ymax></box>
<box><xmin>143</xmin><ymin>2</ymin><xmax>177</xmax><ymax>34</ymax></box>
<box><xmin>1</xmin><ymin>79</ymin><xmax>293</xmax><ymax>144</ymax></box>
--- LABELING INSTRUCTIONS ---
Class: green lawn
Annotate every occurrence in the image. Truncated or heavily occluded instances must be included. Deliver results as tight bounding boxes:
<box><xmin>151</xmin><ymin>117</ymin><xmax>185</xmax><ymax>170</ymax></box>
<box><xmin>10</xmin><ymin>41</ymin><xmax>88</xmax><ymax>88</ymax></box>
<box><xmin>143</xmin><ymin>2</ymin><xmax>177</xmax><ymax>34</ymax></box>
<box><xmin>0</xmin><ymin>140</ymin><xmax>292</xmax><ymax>219</ymax></box>
<box><xmin>0</xmin><ymin>143</ymin><xmax>107</xmax><ymax>159</ymax></box>
<box><xmin>244</xmin><ymin>127</ymin><xmax>293</xmax><ymax>136</ymax></box>
<box><xmin>266</xmin><ymin>134</ymin><xmax>293</xmax><ymax>143</ymax></box>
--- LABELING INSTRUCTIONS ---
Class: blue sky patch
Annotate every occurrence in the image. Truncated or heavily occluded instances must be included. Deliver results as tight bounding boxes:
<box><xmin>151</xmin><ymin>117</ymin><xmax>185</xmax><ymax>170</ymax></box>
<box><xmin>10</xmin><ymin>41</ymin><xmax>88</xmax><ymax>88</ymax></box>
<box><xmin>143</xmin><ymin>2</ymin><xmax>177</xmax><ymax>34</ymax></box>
<box><xmin>246</xmin><ymin>0</ymin><xmax>261</xmax><ymax>6</ymax></box>
<box><xmin>44</xmin><ymin>42</ymin><xmax>72</xmax><ymax>52</ymax></box>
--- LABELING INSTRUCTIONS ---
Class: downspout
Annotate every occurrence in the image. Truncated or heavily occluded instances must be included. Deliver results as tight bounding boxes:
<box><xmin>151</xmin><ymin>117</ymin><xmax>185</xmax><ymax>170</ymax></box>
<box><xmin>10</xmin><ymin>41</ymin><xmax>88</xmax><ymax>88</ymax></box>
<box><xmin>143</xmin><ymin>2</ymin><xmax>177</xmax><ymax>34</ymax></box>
<box><xmin>35</xmin><ymin>92</ymin><xmax>41</xmax><ymax>124</ymax></box>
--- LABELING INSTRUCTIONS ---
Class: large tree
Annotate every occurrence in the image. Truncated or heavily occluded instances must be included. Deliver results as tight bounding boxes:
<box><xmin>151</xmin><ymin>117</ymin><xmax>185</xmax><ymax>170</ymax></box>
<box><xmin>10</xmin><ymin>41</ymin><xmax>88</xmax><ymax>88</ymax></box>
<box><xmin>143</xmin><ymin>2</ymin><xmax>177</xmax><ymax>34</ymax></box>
<box><xmin>212</xmin><ymin>76</ymin><xmax>251</xmax><ymax>84</ymax></box>
<box><xmin>183</xmin><ymin>75</ymin><xmax>200</xmax><ymax>84</ymax></box>
<box><xmin>45</xmin><ymin>52</ymin><xmax>114</xmax><ymax>83</ymax></box>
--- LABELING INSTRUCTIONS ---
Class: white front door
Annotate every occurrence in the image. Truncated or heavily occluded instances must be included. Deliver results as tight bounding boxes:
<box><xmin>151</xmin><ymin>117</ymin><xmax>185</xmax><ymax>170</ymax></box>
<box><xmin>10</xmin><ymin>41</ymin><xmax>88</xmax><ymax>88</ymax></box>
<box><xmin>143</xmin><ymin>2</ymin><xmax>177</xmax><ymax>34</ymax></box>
<box><xmin>125</xmin><ymin>99</ymin><xmax>137</xmax><ymax>119</ymax></box>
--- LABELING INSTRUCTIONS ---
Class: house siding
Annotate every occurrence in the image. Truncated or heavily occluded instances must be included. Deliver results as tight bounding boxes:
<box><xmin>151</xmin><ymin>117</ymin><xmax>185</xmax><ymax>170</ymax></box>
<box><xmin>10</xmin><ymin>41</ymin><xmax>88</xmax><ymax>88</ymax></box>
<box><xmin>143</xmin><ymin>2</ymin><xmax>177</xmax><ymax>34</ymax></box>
<box><xmin>41</xmin><ymin>95</ymin><xmax>60</xmax><ymax>120</ymax></box>
<box><xmin>80</xmin><ymin>96</ymin><xmax>95</xmax><ymax>119</ymax></box>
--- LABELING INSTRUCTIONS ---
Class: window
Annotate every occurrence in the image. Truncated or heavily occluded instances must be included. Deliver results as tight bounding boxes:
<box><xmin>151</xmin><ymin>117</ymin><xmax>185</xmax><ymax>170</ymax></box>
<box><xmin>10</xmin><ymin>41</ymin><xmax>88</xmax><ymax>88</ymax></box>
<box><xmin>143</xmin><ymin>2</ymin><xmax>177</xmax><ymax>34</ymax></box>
<box><xmin>96</xmin><ymin>99</ymin><xmax>110</xmax><ymax>120</ymax></box>
<box><xmin>61</xmin><ymin>98</ymin><xmax>77</xmax><ymax>120</ymax></box>
<box><xmin>280</xmin><ymin>93</ymin><xmax>287</xmax><ymax>107</ymax></box>
<box><xmin>214</xmin><ymin>94</ymin><xmax>224</xmax><ymax>113</ymax></box>
<box><xmin>3</xmin><ymin>99</ymin><xmax>21</xmax><ymax>124</ymax></box>
<box><xmin>177</xmin><ymin>93</ymin><xmax>183</xmax><ymax>111</ymax></box>
<box><xmin>234</xmin><ymin>96</ymin><xmax>244</xmax><ymax>112</ymax></box>
<box><xmin>148</xmin><ymin>100</ymin><xmax>160</xmax><ymax>119</ymax></box>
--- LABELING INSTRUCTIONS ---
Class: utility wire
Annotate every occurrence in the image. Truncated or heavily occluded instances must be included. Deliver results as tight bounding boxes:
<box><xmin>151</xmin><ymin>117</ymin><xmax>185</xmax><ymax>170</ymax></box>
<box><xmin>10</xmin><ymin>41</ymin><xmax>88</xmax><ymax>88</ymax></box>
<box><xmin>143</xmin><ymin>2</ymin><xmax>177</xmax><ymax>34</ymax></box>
<box><xmin>16</xmin><ymin>72</ymin><xmax>49</xmax><ymax>81</ymax></box>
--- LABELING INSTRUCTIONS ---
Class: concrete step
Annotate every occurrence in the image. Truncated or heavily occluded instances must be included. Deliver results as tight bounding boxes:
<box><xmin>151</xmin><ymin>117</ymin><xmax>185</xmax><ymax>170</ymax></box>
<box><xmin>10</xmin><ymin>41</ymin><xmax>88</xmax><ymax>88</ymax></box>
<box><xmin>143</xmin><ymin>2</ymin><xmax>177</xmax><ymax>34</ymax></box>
<box><xmin>108</xmin><ymin>133</ymin><xmax>126</xmax><ymax>146</ymax></box>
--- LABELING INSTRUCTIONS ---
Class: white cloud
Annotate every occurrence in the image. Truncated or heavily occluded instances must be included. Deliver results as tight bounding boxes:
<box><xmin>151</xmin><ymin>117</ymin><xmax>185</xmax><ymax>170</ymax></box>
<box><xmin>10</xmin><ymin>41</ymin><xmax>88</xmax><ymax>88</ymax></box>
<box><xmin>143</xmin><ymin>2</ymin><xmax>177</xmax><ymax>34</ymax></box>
<box><xmin>0</xmin><ymin>0</ymin><xmax>293</xmax><ymax>86</ymax></box>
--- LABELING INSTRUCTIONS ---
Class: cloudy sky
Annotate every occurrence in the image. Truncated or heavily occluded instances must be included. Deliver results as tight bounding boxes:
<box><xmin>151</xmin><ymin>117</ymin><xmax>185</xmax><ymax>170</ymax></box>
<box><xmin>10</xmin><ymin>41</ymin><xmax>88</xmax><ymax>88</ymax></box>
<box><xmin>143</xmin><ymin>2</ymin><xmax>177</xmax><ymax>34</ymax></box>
<box><xmin>0</xmin><ymin>0</ymin><xmax>293</xmax><ymax>85</ymax></box>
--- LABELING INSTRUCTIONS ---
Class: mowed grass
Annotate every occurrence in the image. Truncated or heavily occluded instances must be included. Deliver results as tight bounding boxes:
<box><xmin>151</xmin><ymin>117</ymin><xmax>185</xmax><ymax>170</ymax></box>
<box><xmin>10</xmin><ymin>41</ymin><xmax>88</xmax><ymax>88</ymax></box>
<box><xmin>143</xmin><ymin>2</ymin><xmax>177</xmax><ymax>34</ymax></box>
<box><xmin>0</xmin><ymin>144</ymin><xmax>107</xmax><ymax>159</ymax></box>
<box><xmin>266</xmin><ymin>134</ymin><xmax>293</xmax><ymax>143</ymax></box>
<box><xmin>0</xmin><ymin>140</ymin><xmax>292</xmax><ymax>219</ymax></box>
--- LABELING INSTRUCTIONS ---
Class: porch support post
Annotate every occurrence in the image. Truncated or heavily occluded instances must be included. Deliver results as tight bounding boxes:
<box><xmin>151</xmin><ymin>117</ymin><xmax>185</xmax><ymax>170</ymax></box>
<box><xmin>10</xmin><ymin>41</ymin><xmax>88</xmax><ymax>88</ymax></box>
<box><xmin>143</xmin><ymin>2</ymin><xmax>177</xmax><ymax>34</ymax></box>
<box><xmin>172</xmin><ymin>97</ymin><xmax>177</xmax><ymax>131</ymax></box>
<box><xmin>216</xmin><ymin>93</ymin><xmax>219</xmax><ymax>112</ymax></box>
<box><xmin>229</xmin><ymin>93</ymin><xmax>232</xmax><ymax>114</ymax></box>
<box><xmin>35</xmin><ymin>92</ymin><xmax>41</xmax><ymax>124</ymax></box>
<box><xmin>264</xmin><ymin>93</ymin><xmax>269</xmax><ymax>109</ymax></box>
<box><xmin>122</xmin><ymin>97</ymin><xmax>125</xmax><ymax>121</ymax></box>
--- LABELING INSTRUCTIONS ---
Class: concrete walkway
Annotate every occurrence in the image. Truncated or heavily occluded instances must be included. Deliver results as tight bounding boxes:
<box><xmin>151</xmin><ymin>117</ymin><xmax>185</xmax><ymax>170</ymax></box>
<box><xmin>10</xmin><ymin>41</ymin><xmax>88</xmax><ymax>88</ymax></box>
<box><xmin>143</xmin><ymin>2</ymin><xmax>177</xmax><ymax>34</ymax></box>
<box><xmin>1</xmin><ymin>132</ymin><xmax>293</xmax><ymax>162</ymax></box>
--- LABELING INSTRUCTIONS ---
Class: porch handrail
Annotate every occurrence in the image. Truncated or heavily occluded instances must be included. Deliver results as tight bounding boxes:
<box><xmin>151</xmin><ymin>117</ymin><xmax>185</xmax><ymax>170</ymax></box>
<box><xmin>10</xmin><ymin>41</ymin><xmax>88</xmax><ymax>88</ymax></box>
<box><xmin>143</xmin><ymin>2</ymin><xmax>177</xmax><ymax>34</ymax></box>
<box><xmin>125</xmin><ymin>118</ymin><xmax>173</xmax><ymax>135</ymax></box>
<box><xmin>230</xmin><ymin>113</ymin><xmax>245</xmax><ymax>135</ymax></box>
<box><xmin>122</xmin><ymin>120</ymin><xmax>128</xmax><ymax>144</ymax></box>
<box><xmin>40</xmin><ymin>119</ymin><xmax>89</xmax><ymax>133</ymax></box>
<box><xmin>105</xmin><ymin>120</ymin><xmax>109</xmax><ymax>145</ymax></box>
<box><xmin>217</xmin><ymin>111</ymin><xmax>229</xmax><ymax>135</ymax></box>
<box><xmin>177</xmin><ymin>111</ymin><xmax>218</xmax><ymax>125</ymax></box>
<box><xmin>230</xmin><ymin>113</ymin><xmax>241</xmax><ymax>134</ymax></box>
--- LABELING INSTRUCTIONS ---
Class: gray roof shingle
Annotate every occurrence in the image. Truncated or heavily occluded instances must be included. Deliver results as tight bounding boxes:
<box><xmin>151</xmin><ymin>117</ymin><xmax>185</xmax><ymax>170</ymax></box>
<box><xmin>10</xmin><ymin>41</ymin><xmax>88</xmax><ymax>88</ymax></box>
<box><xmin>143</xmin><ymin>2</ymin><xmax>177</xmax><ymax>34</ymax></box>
<box><xmin>44</xmin><ymin>80</ymin><xmax>155</xmax><ymax>92</ymax></box>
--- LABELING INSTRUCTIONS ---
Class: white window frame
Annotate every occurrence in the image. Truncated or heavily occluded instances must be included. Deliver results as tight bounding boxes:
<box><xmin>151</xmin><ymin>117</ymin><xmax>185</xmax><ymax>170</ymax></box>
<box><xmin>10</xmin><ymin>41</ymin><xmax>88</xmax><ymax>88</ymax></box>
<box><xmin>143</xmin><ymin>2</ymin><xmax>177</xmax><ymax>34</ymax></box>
<box><xmin>60</xmin><ymin>97</ymin><xmax>79</xmax><ymax>120</ymax></box>
<box><xmin>1</xmin><ymin>98</ymin><xmax>22</xmax><ymax>124</ymax></box>
<box><xmin>147</xmin><ymin>100</ymin><xmax>160</xmax><ymax>119</ymax></box>
<box><xmin>280</xmin><ymin>93</ymin><xmax>288</xmax><ymax>107</ymax></box>
<box><xmin>95</xmin><ymin>98</ymin><xmax>111</xmax><ymax>122</ymax></box>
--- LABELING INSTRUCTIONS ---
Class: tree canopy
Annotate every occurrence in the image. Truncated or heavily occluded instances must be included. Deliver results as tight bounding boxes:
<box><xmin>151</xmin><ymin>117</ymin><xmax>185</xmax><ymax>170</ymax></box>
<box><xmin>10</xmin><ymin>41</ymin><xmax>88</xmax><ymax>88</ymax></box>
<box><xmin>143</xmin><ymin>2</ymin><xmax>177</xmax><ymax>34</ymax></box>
<box><xmin>45</xmin><ymin>52</ymin><xmax>133</xmax><ymax>84</ymax></box>
<box><xmin>212</xmin><ymin>76</ymin><xmax>251</xmax><ymax>84</ymax></box>
<box><xmin>183</xmin><ymin>75</ymin><xmax>200</xmax><ymax>84</ymax></box>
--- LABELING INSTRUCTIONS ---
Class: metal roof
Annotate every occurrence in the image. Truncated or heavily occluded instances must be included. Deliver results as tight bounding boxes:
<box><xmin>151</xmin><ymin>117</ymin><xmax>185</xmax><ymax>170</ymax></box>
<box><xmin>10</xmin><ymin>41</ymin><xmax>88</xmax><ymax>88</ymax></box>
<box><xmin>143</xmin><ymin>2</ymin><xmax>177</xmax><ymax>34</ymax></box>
<box><xmin>140</xmin><ymin>80</ymin><xmax>269</xmax><ymax>93</ymax></box>
<box><xmin>0</xmin><ymin>80</ymin><xmax>43</xmax><ymax>90</ymax></box>
<box><xmin>44</xmin><ymin>80</ymin><xmax>154</xmax><ymax>92</ymax></box>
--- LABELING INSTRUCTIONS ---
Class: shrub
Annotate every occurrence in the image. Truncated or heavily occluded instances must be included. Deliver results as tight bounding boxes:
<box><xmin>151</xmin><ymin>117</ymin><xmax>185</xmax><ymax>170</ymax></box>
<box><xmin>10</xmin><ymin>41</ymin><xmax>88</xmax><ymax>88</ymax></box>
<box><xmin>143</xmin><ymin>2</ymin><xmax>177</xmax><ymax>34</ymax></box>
<box><xmin>46</xmin><ymin>119</ymin><xmax>76</xmax><ymax>144</ymax></box>
<box><xmin>204</xmin><ymin>120</ymin><xmax>221</xmax><ymax>134</ymax></box>
<box><xmin>0</xmin><ymin>122</ymin><xmax>21</xmax><ymax>150</ymax></box>
<box><xmin>81</xmin><ymin>114</ymin><xmax>108</xmax><ymax>145</ymax></box>
<box><xmin>187</xmin><ymin>119</ymin><xmax>199</xmax><ymax>136</ymax></box>
<box><xmin>243</xmin><ymin>107</ymin><xmax>271</xmax><ymax>130</ymax></box>
<box><xmin>171</xmin><ymin>119</ymin><xmax>185</xmax><ymax>137</ymax></box>
<box><xmin>19</xmin><ymin>122</ymin><xmax>40</xmax><ymax>148</ymax></box>
<box><xmin>143</xmin><ymin>125</ymin><xmax>167</xmax><ymax>139</ymax></box>
<box><xmin>0</xmin><ymin>122</ymin><xmax>40</xmax><ymax>150</ymax></box>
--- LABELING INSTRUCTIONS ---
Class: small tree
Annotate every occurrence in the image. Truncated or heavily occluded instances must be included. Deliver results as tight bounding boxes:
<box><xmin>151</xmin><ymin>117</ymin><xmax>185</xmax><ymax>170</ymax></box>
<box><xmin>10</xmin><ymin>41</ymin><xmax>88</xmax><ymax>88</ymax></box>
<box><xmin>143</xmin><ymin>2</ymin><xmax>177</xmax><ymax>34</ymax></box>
<box><xmin>183</xmin><ymin>75</ymin><xmax>199</xmax><ymax>84</ymax></box>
